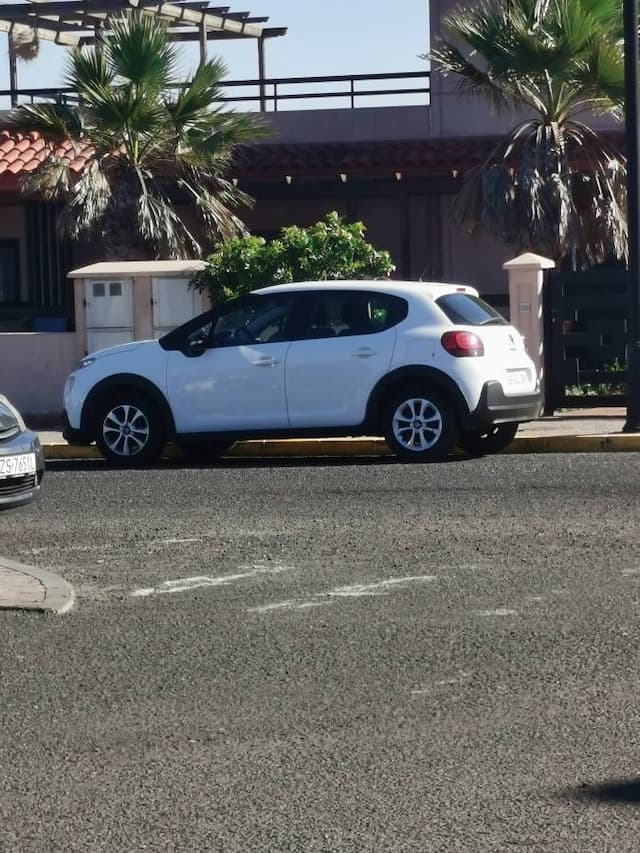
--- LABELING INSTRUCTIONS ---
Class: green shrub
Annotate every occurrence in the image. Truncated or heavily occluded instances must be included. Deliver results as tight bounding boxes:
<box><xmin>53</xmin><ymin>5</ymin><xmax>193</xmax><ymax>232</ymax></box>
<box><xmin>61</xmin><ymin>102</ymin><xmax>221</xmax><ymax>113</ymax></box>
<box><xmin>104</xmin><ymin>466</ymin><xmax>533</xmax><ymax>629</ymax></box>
<box><xmin>192</xmin><ymin>211</ymin><xmax>395</xmax><ymax>304</ymax></box>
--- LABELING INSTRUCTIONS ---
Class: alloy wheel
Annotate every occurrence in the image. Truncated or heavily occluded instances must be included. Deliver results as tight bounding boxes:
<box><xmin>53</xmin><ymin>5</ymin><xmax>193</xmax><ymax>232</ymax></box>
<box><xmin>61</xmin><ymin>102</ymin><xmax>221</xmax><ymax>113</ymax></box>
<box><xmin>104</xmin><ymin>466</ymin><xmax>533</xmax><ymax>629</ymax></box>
<box><xmin>102</xmin><ymin>404</ymin><xmax>150</xmax><ymax>457</ymax></box>
<box><xmin>391</xmin><ymin>397</ymin><xmax>443</xmax><ymax>452</ymax></box>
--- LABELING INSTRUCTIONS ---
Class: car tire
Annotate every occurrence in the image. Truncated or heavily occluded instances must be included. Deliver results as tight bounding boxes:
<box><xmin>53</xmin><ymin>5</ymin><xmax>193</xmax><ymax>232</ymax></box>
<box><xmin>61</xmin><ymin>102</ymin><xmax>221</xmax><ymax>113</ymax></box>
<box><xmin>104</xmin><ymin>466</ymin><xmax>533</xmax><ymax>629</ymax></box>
<box><xmin>178</xmin><ymin>441</ymin><xmax>233</xmax><ymax>463</ymax></box>
<box><xmin>95</xmin><ymin>392</ymin><xmax>166</xmax><ymax>467</ymax></box>
<box><xmin>457</xmin><ymin>423</ymin><xmax>519</xmax><ymax>457</ymax></box>
<box><xmin>383</xmin><ymin>387</ymin><xmax>458</xmax><ymax>462</ymax></box>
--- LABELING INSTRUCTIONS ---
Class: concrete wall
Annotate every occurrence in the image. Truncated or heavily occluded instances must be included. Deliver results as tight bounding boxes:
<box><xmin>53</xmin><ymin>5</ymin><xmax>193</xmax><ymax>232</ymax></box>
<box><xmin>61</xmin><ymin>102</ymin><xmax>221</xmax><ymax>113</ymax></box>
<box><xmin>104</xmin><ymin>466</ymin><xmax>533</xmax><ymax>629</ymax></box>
<box><xmin>261</xmin><ymin>105</ymin><xmax>431</xmax><ymax>145</ymax></box>
<box><xmin>0</xmin><ymin>332</ymin><xmax>76</xmax><ymax>419</ymax></box>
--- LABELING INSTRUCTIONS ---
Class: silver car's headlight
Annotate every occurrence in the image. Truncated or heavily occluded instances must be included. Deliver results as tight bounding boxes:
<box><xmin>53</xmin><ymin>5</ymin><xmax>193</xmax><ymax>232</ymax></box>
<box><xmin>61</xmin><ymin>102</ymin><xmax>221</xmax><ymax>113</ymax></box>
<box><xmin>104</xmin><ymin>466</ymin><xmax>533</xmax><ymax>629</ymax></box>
<box><xmin>0</xmin><ymin>395</ymin><xmax>26</xmax><ymax>432</ymax></box>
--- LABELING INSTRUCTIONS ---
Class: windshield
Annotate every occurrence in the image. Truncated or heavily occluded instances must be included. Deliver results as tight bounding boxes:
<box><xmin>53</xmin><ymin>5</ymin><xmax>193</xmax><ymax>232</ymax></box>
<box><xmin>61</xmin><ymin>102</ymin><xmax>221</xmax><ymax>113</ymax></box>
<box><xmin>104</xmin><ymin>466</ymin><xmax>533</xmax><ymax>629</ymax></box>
<box><xmin>435</xmin><ymin>293</ymin><xmax>508</xmax><ymax>326</ymax></box>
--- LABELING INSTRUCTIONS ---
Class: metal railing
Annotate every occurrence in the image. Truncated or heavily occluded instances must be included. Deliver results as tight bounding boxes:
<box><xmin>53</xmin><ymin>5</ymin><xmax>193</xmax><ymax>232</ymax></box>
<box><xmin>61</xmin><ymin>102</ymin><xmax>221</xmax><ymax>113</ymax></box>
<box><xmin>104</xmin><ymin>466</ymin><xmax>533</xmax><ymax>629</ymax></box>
<box><xmin>0</xmin><ymin>70</ymin><xmax>430</xmax><ymax>111</ymax></box>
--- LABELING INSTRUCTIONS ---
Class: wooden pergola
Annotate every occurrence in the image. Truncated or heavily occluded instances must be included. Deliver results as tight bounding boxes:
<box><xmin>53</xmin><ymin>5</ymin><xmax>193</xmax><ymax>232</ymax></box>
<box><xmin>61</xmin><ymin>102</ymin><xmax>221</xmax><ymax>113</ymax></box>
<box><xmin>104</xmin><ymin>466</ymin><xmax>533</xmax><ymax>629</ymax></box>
<box><xmin>0</xmin><ymin>0</ymin><xmax>287</xmax><ymax>106</ymax></box>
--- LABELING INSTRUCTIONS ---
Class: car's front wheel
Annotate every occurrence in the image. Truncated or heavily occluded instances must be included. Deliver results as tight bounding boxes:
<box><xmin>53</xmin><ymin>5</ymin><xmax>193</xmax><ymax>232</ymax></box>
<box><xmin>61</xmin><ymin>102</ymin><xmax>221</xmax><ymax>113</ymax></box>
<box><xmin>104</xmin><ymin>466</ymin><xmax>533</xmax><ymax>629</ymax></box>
<box><xmin>96</xmin><ymin>393</ymin><xmax>166</xmax><ymax>467</ymax></box>
<box><xmin>457</xmin><ymin>422</ymin><xmax>519</xmax><ymax>457</ymax></box>
<box><xmin>383</xmin><ymin>388</ymin><xmax>458</xmax><ymax>462</ymax></box>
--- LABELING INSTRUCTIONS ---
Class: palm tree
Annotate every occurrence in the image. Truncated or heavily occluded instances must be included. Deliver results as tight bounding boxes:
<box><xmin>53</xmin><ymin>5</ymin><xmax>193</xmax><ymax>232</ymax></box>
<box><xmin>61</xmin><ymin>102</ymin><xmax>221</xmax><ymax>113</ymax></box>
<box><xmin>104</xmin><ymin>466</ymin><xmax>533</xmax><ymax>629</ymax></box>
<box><xmin>430</xmin><ymin>0</ymin><xmax>627</xmax><ymax>267</ymax></box>
<box><xmin>8</xmin><ymin>11</ymin><xmax>262</xmax><ymax>259</ymax></box>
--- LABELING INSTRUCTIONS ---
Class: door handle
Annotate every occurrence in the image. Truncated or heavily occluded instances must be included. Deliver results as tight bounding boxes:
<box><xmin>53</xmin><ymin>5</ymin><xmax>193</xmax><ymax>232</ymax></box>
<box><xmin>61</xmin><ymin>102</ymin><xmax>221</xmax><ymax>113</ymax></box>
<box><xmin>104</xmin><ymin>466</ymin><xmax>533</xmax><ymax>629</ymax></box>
<box><xmin>352</xmin><ymin>347</ymin><xmax>377</xmax><ymax>358</ymax></box>
<box><xmin>252</xmin><ymin>357</ymin><xmax>281</xmax><ymax>367</ymax></box>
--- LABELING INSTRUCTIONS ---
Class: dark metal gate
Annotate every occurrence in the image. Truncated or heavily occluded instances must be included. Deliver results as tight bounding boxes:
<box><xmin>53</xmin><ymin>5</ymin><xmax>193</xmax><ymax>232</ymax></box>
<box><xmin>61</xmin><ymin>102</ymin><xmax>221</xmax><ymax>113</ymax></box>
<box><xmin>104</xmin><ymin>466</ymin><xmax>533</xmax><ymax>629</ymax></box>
<box><xmin>546</xmin><ymin>268</ymin><xmax>628</xmax><ymax>410</ymax></box>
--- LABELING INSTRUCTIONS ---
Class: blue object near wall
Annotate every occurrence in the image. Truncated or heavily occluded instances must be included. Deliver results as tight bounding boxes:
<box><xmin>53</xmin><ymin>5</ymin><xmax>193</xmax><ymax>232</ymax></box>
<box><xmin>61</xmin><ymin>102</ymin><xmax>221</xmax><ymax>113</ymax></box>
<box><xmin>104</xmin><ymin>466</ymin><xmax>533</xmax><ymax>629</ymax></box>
<box><xmin>33</xmin><ymin>317</ymin><xmax>67</xmax><ymax>333</ymax></box>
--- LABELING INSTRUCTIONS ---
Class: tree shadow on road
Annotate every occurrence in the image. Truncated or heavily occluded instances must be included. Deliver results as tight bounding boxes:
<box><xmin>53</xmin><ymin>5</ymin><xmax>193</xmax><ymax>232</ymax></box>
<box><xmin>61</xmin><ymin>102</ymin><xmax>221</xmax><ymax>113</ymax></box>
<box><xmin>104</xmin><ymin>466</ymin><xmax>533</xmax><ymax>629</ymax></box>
<box><xmin>566</xmin><ymin>779</ymin><xmax>640</xmax><ymax>805</ymax></box>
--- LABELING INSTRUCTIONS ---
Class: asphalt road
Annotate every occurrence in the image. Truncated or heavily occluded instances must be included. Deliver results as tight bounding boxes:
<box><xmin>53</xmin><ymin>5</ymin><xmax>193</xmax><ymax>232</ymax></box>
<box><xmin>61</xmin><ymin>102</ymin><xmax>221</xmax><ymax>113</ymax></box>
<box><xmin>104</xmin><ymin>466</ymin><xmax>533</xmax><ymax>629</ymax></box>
<box><xmin>2</xmin><ymin>453</ymin><xmax>640</xmax><ymax>851</ymax></box>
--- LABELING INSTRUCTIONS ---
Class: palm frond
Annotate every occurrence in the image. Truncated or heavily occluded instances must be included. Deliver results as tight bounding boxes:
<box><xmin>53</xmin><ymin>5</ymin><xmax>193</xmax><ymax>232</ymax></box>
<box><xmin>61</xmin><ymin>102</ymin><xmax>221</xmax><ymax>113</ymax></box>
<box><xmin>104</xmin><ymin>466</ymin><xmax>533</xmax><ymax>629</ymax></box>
<box><xmin>57</xmin><ymin>161</ymin><xmax>112</xmax><ymax>238</ymax></box>
<box><xmin>165</xmin><ymin>59</ymin><xmax>228</xmax><ymax>130</ymax></box>
<box><xmin>7</xmin><ymin>102</ymin><xmax>83</xmax><ymax>141</ymax></box>
<box><xmin>454</xmin><ymin>117</ymin><xmax>627</xmax><ymax>266</ymax></box>
<box><xmin>105</xmin><ymin>12</ymin><xmax>175</xmax><ymax>91</ymax></box>
<box><xmin>64</xmin><ymin>46</ymin><xmax>114</xmax><ymax>92</ymax></box>
<box><xmin>19</xmin><ymin>156</ymin><xmax>74</xmax><ymax>201</ymax></box>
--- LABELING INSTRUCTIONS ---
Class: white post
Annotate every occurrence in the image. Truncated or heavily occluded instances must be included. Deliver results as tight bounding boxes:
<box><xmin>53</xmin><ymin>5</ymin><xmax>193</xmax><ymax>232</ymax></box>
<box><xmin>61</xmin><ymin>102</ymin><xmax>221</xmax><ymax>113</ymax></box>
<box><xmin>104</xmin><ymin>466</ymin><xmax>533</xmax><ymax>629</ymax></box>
<box><xmin>503</xmin><ymin>252</ymin><xmax>555</xmax><ymax>389</ymax></box>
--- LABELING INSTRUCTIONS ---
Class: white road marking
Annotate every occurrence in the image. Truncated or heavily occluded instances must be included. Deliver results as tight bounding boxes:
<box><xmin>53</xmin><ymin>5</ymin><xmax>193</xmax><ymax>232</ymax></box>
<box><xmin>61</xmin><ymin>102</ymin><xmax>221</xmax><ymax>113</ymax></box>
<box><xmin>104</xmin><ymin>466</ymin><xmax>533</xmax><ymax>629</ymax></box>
<box><xmin>411</xmin><ymin>672</ymin><xmax>472</xmax><ymax>694</ymax></box>
<box><xmin>154</xmin><ymin>537</ymin><xmax>204</xmax><ymax>546</ymax></box>
<box><xmin>475</xmin><ymin>608</ymin><xmax>518</xmax><ymax>617</ymax></box>
<box><xmin>247</xmin><ymin>600</ymin><xmax>299</xmax><ymax>614</ymax></box>
<box><xmin>622</xmin><ymin>569</ymin><xmax>640</xmax><ymax>576</ymax></box>
<box><xmin>329</xmin><ymin>575</ymin><xmax>437</xmax><ymax>598</ymax></box>
<box><xmin>249</xmin><ymin>574</ymin><xmax>437</xmax><ymax>614</ymax></box>
<box><xmin>131</xmin><ymin>563</ymin><xmax>290</xmax><ymax>598</ymax></box>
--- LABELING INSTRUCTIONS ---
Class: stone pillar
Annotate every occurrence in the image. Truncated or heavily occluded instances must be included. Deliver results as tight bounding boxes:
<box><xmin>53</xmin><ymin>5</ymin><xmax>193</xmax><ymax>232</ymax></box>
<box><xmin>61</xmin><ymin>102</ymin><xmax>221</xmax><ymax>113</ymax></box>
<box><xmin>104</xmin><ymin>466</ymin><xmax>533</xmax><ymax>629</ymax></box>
<box><xmin>503</xmin><ymin>252</ymin><xmax>555</xmax><ymax>387</ymax></box>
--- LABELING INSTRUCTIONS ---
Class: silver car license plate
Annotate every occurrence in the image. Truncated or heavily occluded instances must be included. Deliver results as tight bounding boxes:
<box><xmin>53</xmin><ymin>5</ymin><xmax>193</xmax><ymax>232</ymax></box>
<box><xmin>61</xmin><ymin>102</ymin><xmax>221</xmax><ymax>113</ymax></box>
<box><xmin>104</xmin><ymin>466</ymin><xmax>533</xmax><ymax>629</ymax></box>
<box><xmin>0</xmin><ymin>453</ymin><xmax>36</xmax><ymax>478</ymax></box>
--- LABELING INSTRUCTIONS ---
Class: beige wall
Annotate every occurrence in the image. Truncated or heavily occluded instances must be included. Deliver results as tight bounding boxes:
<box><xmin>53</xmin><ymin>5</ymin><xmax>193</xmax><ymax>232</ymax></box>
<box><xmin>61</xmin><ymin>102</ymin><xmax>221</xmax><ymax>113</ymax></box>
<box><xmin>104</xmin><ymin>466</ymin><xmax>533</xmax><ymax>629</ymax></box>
<box><xmin>0</xmin><ymin>332</ymin><xmax>76</xmax><ymax>417</ymax></box>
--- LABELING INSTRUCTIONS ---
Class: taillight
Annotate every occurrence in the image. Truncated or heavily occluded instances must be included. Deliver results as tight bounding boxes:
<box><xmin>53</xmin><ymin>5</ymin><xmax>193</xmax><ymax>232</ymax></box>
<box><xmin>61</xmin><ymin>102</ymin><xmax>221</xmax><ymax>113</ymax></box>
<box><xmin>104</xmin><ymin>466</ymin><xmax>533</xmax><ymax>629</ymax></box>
<box><xmin>441</xmin><ymin>330</ymin><xmax>484</xmax><ymax>357</ymax></box>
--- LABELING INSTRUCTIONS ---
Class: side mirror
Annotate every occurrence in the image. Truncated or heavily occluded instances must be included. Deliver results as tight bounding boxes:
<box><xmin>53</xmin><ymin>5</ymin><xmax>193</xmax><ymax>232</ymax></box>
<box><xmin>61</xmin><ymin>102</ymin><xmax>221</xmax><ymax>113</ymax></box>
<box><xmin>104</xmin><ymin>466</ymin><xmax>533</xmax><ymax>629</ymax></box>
<box><xmin>181</xmin><ymin>337</ymin><xmax>207</xmax><ymax>358</ymax></box>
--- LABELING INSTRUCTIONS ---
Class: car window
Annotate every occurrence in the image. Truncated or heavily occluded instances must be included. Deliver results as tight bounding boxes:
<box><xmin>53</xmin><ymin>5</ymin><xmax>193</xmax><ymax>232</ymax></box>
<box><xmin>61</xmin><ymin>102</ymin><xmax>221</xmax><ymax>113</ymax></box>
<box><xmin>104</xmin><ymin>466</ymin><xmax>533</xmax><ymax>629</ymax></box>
<box><xmin>303</xmin><ymin>292</ymin><xmax>408</xmax><ymax>339</ymax></box>
<box><xmin>435</xmin><ymin>293</ymin><xmax>508</xmax><ymax>326</ymax></box>
<box><xmin>210</xmin><ymin>295</ymin><xmax>297</xmax><ymax>347</ymax></box>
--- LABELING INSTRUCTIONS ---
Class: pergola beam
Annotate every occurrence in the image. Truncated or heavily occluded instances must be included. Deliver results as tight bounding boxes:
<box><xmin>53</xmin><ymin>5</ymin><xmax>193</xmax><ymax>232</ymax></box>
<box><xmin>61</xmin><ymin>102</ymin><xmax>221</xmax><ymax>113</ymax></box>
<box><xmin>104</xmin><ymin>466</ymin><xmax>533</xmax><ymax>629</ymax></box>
<box><xmin>128</xmin><ymin>0</ymin><xmax>263</xmax><ymax>38</ymax></box>
<box><xmin>0</xmin><ymin>19</ymin><xmax>79</xmax><ymax>45</ymax></box>
<box><xmin>0</xmin><ymin>0</ymin><xmax>277</xmax><ymax>38</ymax></box>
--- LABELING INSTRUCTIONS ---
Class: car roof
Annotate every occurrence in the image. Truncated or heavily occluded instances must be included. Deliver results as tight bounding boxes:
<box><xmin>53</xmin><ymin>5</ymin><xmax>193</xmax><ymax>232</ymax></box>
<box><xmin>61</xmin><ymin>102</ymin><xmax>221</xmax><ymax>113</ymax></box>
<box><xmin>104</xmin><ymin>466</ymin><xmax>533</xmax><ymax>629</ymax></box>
<box><xmin>253</xmin><ymin>280</ymin><xmax>480</xmax><ymax>300</ymax></box>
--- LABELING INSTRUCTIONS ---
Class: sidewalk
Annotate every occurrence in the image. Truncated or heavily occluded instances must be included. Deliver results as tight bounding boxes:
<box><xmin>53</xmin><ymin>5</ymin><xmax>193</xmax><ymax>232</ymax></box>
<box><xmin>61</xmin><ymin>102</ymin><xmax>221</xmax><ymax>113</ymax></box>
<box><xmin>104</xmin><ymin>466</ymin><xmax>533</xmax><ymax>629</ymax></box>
<box><xmin>0</xmin><ymin>556</ymin><xmax>75</xmax><ymax>614</ymax></box>
<box><xmin>36</xmin><ymin>407</ymin><xmax>636</xmax><ymax>459</ymax></box>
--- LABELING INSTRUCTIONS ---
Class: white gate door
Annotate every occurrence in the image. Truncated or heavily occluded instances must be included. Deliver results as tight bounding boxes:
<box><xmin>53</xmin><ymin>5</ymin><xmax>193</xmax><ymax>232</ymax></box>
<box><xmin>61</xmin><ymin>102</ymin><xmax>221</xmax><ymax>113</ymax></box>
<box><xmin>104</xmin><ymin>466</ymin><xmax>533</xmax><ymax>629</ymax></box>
<box><xmin>152</xmin><ymin>277</ymin><xmax>203</xmax><ymax>338</ymax></box>
<box><xmin>84</xmin><ymin>279</ymin><xmax>134</xmax><ymax>354</ymax></box>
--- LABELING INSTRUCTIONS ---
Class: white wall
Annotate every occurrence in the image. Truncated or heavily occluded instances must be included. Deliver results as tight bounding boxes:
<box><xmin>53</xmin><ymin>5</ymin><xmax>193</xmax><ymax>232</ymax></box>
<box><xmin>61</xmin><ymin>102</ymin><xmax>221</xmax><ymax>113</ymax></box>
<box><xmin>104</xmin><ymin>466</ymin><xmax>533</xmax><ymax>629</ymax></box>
<box><xmin>0</xmin><ymin>332</ymin><xmax>76</xmax><ymax>418</ymax></box>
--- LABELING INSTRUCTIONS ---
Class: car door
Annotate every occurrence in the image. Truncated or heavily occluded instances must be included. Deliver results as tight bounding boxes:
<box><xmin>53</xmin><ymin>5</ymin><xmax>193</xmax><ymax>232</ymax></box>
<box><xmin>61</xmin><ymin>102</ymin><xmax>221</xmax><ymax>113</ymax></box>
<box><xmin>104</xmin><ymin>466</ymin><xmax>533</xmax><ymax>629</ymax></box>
<box><xmin>285</xmin><ymin>290</ymin><xmax>406</xmax><ymax>428</ymax></box>
<box><xmin>165</xmin><ymin>294</ymin><xmax>298</xmax><ymax>434</ymax></box>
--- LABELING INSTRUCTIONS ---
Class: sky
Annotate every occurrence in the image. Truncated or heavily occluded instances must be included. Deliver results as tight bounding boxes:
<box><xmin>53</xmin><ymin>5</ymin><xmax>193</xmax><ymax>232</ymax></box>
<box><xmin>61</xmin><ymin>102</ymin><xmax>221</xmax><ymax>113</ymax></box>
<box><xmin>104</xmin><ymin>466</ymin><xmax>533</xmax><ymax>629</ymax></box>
<box><xmin>3</xmin><ymin>0</ymin><xmax>430</xmax><ymax>100</ymax></box>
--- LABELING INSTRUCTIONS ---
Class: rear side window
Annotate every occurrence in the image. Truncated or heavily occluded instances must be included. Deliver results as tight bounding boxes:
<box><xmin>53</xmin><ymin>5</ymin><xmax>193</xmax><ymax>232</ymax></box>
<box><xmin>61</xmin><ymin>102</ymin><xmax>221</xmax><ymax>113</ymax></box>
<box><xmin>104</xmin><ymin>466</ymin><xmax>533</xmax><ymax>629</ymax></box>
<box><xmin>436</xmin><ymin>293</ymin><xmax>508</xmax><ymax>326</ymax></box>
<box><xmin>304</xmin><ymin>291</ymin><xmax>408</xmax><ymax>339</ymax></box>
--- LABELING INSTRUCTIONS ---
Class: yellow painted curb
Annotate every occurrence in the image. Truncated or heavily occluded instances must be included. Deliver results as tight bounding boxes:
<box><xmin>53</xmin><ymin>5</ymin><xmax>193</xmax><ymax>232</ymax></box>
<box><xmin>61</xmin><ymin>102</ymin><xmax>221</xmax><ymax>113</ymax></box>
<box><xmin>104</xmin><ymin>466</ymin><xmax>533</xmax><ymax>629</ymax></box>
<box><xmin>504</xmin><ymin>434</ymin><xmax>640</xmax><ymax>453</ymax></box>
<box><xmin>41</xmin><ymin>432</ymin><xmax>640</xmax><ymax>461</ymax></box>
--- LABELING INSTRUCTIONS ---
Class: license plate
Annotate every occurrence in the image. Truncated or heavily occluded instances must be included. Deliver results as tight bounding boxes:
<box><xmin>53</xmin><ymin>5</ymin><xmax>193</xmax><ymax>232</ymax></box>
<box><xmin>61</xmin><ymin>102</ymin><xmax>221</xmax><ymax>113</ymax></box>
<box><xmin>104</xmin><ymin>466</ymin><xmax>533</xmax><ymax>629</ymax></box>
<box><xmin>506</xmin><ymin>369</ymin><xmax>531</xmax><ymax>388</ymax></box>
<box><xmin>0</xmin><ymin>453</ymin><xmax>36</xmax><ymax>479</ymax></box>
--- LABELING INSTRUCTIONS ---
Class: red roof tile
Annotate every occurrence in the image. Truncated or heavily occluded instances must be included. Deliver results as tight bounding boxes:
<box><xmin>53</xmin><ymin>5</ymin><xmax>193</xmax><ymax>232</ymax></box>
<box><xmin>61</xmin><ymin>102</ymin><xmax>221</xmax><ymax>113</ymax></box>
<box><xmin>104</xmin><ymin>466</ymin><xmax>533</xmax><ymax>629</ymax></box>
<box><xmin>0</xmin><ymin>130</ymin><xmax>93</xmax><ymax>187</ymax></box>
<box><xmin>0</xmin><ymin>127</ymin><xmax>626</xmax><ymax>191</ymax></box>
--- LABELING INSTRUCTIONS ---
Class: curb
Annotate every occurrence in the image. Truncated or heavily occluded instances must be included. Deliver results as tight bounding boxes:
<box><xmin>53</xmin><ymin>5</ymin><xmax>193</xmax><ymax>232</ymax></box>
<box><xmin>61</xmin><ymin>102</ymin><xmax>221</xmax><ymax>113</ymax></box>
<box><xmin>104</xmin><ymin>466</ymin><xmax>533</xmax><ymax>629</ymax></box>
<box><xmin>40</xmin><ymin>433</ymin><xmax>640</xmax><ymax>461</ymax></box>
<box><xmin>0</xmin><ymin>556</ymin><xmax>75</xmax><ymax>614</ymax></box>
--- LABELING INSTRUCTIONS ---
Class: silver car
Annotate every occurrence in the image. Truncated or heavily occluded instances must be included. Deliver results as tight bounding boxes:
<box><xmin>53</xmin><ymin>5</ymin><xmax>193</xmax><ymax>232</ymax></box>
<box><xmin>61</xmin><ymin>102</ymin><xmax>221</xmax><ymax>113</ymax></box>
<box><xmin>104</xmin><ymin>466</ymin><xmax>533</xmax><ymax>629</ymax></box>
<box><xmin>0</xmin><ymin>395</ymin><xmax>45</xmax><ymax>510</ymax></box>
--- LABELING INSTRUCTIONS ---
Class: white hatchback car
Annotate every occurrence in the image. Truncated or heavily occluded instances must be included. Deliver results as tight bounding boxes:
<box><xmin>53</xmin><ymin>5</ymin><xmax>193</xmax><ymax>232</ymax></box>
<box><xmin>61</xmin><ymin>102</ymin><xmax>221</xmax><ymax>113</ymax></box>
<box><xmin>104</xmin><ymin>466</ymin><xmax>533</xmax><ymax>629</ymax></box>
<box><xmin>63</xmin><ymin>280</ymin><xmax>541</xmax><ymax>466</ymax></box>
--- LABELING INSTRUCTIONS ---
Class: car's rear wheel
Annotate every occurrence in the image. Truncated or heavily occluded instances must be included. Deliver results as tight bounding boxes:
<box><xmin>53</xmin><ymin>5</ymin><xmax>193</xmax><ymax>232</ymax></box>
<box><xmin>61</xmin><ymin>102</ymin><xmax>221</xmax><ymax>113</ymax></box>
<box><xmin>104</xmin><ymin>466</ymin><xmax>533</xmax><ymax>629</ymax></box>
<box><xmin>95</xmin><ymin>393</ymin><xmax>166</xmax><ymax>467</ymax></box>
<box><xmin>457</xmin><ymin>422</ymin><xmax>519</xmax><ymax>457</ymax></box>
<box><xmin>383</xmin><ymin>388</ymin><xmax>458</xmax><ymax>462</ymax></box>
<box><xmin>178</xmin><ymin>441</ymin><xmax>233</xmax><ymax>463</ymax></box>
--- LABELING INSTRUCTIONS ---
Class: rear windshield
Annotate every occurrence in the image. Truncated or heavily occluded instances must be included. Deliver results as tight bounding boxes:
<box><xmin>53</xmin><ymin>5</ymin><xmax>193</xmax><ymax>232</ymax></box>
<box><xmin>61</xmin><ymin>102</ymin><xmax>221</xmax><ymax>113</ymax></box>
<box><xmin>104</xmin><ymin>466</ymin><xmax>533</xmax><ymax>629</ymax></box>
<box><xmin>435</xmin><ymin>293</ymin><xmax>508</xmax><ymax>326</ymax></box>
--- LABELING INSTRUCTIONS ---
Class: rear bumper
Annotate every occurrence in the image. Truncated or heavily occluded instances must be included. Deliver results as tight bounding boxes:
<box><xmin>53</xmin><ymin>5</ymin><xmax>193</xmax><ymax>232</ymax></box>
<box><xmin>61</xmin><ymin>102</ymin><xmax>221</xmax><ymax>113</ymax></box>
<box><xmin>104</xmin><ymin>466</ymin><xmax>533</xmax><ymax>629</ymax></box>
<box><xmin>466</xmin><ymin>381</ymin><xmax>542</xmax><ymax>428</ymax></box>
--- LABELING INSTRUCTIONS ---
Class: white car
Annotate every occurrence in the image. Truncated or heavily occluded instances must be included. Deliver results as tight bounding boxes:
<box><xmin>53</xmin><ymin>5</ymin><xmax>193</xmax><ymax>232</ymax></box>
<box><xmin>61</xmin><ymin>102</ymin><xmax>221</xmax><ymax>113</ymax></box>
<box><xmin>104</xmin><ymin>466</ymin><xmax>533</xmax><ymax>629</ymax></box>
<box><xmin>63</xmin><ymin>280</ymin><xmax>541</xmax><ymax>466</ymax></box>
